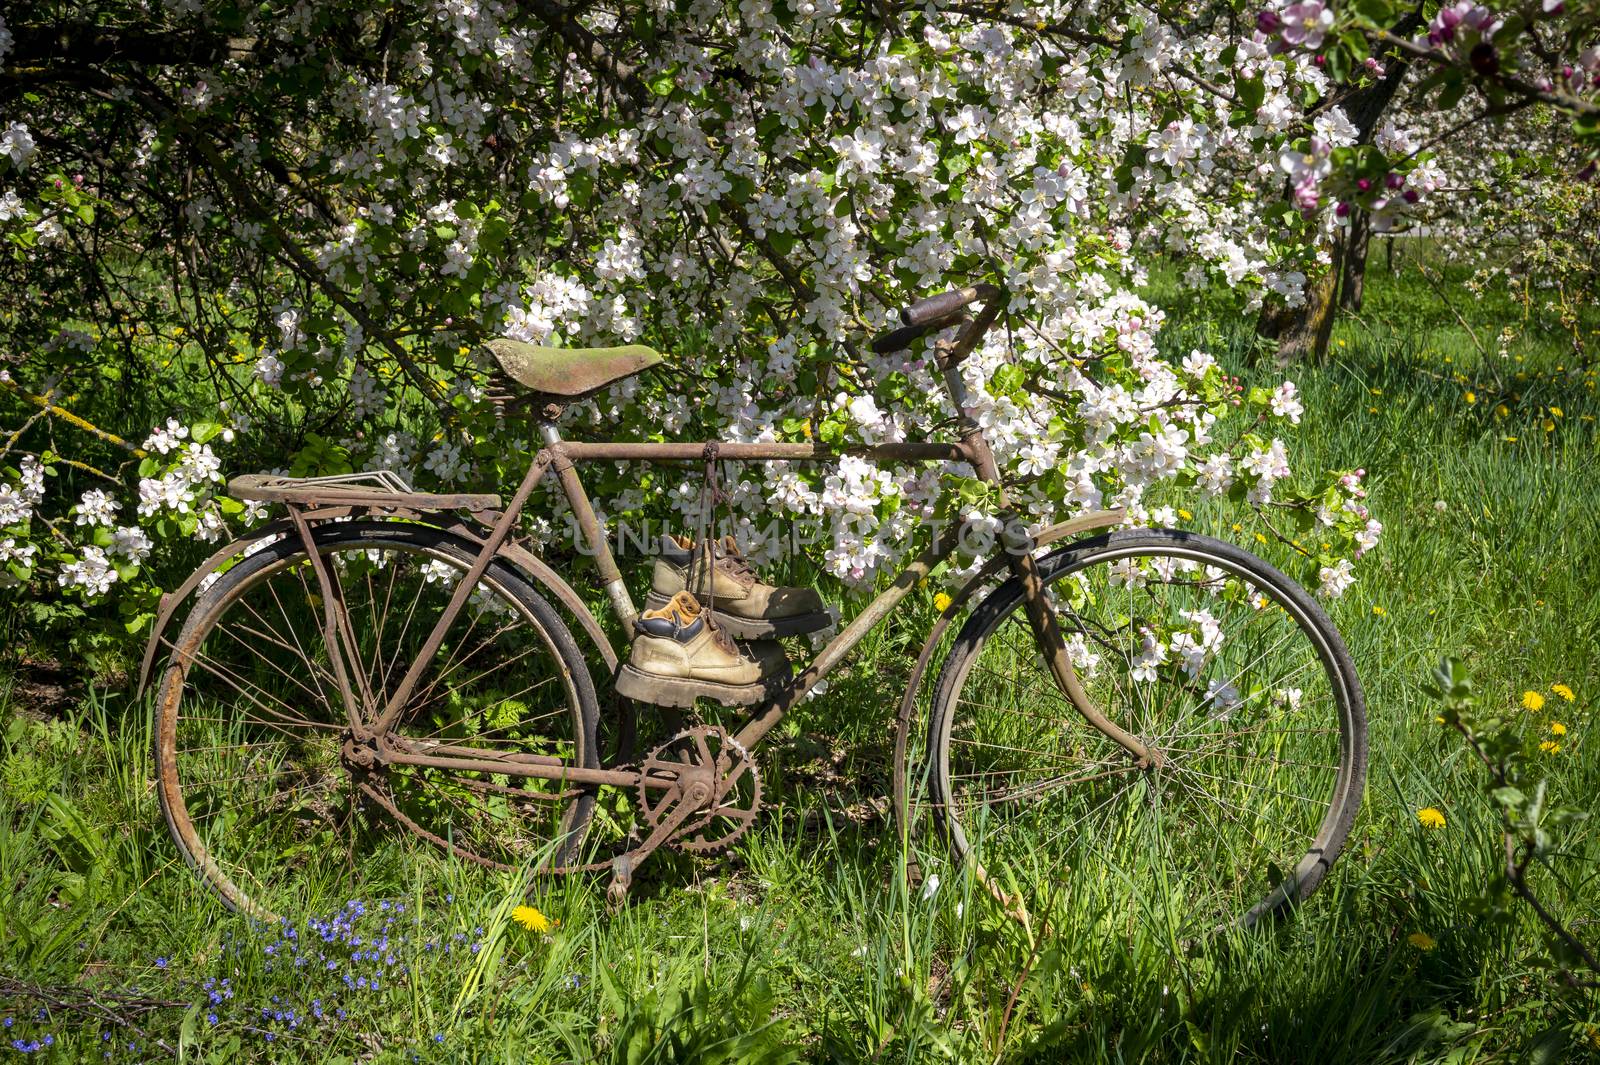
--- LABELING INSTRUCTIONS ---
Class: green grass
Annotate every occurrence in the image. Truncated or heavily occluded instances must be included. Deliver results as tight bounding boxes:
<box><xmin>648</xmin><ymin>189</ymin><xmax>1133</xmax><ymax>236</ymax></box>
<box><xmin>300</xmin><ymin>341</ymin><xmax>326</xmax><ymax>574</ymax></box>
<box><xmin>3</xmin><ymin>260</ymin><xmax>1599</xmax><ymax>1062</ymax></box>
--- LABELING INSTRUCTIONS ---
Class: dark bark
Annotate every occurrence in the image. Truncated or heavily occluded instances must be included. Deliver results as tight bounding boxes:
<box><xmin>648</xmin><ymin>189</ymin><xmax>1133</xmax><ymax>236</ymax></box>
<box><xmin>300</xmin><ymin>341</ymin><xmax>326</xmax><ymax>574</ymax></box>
<box><xmin>1269</xmin><ymin>9</ymin><xmax>1422</xmax><ymax>361</ymax></box>
<box><xmin>1262</xmin><ymin>243</ymin><xmax>1341</xmax><ymax>366</ymax></box>
<box><xmin>1339</xmin><ymin>210</ymin><xmax>1372</xmax><ymax>312</ymax></box>
<box><xmin>1</xmin><ymin>21</ymin><xmax>252</xmax><ymax>68</ymax></box>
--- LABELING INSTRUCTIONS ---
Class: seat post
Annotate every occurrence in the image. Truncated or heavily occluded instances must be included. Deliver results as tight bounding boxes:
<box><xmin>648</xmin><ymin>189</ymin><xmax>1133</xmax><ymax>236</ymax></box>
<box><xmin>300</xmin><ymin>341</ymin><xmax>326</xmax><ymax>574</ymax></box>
<box><xmin>538</xmin><ymin>420</ymin><xmax>640</xmax><ymax>632</ymax></box>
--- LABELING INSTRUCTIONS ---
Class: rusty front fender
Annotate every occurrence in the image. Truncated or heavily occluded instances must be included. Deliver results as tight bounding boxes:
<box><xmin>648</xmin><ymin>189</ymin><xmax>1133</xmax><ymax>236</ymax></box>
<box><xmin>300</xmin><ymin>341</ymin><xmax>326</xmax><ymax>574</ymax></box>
<box><xmin>889</xmin><ymin>508</ymin><xmax>1127</xmax><ymax>853</ymax></box>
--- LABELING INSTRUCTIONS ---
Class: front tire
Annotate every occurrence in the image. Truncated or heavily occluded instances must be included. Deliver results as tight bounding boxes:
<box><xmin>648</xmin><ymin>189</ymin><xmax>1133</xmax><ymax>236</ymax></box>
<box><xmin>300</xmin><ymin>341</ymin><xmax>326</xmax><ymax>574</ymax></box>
<box><xmin>926</xmin><ymin>529</ymin><xmax>1366</xmax><ymax>930</ymax></box>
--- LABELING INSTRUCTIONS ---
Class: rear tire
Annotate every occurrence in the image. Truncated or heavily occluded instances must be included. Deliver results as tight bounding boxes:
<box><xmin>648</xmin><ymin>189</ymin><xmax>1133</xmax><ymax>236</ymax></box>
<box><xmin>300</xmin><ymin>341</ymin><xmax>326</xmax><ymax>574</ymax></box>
<box><xmin>926</xmin><ymin>529</ymin><xmax>1366</xmax><ymax>930</ymax></box>
<box><xmin>155</xmin><ymin>521</ymin><xmax>600</xmax><ymax>920</ymax></box>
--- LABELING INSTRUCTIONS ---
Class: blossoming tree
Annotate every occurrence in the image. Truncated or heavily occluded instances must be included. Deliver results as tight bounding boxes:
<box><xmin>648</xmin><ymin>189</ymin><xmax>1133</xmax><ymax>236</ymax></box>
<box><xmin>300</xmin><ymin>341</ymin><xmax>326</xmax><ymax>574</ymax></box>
<box><xmin>0</xmin><ymin>0</ymin><xmax>1591</xmax><ymax>651</ymax></box>
<box><xmin>1253</xmin><ymin>0</ymin><xmax>1600</xmax><ymax>359</ymax></box>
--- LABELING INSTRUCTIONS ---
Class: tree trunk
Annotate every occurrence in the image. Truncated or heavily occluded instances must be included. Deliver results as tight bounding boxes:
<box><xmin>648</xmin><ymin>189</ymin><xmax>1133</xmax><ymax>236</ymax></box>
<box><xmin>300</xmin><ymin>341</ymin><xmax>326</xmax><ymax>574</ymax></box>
<box><xmin>1266</xmin><ymin>11</ymin><xmax>1420</xmax><ymax>362</ymax></box>
<box><xmin>1339</xmin><ymin>210</ymin><xmax>1372</xmax><ymax>312</ymax></box>
<box><xmin>1266</xmin><ymin>252</ymin><xmax>1340</xmax><ymax>366</ymax></box>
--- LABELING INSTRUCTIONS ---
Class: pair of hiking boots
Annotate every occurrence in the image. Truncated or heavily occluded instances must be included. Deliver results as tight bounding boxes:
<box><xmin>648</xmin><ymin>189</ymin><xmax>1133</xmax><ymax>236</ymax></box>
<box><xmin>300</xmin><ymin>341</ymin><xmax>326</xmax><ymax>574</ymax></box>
<box><xmin>613</xmin><ymin>535</ymin><xmax>832</xmax><ymax>707</ymax></box>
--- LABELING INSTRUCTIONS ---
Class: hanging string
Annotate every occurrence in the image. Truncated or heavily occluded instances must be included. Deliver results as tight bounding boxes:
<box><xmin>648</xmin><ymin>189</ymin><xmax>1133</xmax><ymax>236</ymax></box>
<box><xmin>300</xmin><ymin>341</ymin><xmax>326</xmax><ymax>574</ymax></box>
<box><xmin>695</xmin><ymin>442</ymin><xmax>725</xmax><ymax>619</ymax></box>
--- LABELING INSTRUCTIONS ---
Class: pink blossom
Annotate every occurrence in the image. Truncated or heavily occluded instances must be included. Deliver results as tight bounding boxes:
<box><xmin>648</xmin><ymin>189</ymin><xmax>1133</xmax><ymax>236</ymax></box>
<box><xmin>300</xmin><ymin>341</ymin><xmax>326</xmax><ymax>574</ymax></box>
<box><xmin>1279</xmin><ymin>1</ymin><xmax>1333</xmax><ymax>49</ymax></box>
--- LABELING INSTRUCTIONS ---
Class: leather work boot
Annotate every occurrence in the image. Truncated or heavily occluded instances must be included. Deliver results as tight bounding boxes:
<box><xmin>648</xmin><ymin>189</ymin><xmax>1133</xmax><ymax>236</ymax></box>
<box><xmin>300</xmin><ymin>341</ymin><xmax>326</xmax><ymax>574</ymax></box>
<box><xmin>615</xmin><ymin>592</ymin><xmax>781</xmax><ymax>707</ymax></box>
<box><xmin>644</xmin><ymin>534</ymin><xmax>832</xmax><ymax>639</ymax></box>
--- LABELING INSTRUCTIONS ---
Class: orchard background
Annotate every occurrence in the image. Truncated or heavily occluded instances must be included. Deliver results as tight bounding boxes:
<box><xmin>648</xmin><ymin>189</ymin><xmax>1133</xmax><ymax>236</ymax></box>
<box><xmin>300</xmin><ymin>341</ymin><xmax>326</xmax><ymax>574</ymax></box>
<box><xmin>1</xmin><ymin>0</ymin><xmax>1598</xmax><ymax>1060</ymax></box>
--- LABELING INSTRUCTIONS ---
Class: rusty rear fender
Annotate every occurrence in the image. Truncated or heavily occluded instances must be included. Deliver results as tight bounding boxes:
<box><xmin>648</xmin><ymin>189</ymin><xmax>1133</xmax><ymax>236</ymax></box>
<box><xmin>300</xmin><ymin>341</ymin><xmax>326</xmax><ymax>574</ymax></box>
<box><xmin>135</xmin><ymin>512</ymin><xmax>618</xmax><ymax>697</ymax></box>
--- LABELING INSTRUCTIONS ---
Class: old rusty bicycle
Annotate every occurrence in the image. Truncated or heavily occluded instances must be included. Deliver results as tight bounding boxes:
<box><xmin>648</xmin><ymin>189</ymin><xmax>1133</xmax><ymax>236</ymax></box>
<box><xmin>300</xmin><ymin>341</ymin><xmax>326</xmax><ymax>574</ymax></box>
<box><xmin>141</xmin><ymin>284</ymin><xmax>1367</xmax><ymax>930</ymax></box>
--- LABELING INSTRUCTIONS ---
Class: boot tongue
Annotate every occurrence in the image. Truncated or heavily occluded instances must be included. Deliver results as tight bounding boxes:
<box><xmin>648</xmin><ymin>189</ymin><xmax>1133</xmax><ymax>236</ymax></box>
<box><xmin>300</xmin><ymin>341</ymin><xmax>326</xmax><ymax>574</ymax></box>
<box><xmin>668</xmin><ymin>591</ymin><xmax>702</xmax><ymax>623</ymax></box>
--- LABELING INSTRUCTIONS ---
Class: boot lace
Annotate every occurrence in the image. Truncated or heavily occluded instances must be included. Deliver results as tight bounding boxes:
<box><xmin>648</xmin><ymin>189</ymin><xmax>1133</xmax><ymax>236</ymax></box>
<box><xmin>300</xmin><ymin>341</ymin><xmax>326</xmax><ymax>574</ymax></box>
<box><xmin>705</xmin><ymin>613</ymin><xmax>740</xmax><ymax>657</ymax></box>
<box><xmin>716</xmin><ymin>547</ymin><xmax>758</xmax><ymax>585</ymax></box>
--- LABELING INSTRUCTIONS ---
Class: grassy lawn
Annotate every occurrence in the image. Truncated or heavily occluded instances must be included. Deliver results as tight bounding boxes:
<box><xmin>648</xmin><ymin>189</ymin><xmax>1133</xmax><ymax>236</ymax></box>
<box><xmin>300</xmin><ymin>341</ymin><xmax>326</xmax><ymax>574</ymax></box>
<box><xmin>3</xmin><ymin>260</ymin><xmax>1598</xmax><ymax>1062</ymax></box>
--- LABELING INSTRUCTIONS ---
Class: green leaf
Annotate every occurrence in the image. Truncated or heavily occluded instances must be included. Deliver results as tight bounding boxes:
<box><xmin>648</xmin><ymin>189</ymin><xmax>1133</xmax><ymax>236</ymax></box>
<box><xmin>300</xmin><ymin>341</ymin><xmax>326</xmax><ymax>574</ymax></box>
<box><xmin>1436</xmin><ymin>71</ymin><xmax>1468</xmax><ymax>112</ymax></box>
<box><xmin>1351</xmin><ymin>0</ymin><xmax>1395</xmax><ymax>24</ymax></box>
<box><xmin>988</xmin><ymin>363</ymin><xmax>1026</xmax><ymax>396</ymax></box>
<box><xmin>1490</xmin><ymin>786</ymin><xmax>1525</xmax><ymax>810</ymax></box>
<box><xmin>1234</xmin><ymin>75</ymin><xmax>1265</xmax><ymax>113</ymax></box>
<box><xmin>648</xmin><ymin>67</ymin><xmax>678</xmax><ymax>96</ymax></box>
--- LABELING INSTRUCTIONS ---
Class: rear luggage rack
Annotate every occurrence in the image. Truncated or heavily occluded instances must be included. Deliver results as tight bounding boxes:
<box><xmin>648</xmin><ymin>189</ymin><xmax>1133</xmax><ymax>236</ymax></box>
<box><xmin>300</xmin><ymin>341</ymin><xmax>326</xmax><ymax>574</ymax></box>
<box><xmin>227</xmin><ymin>471</ymin><xmax>502</xmax><ymax>511</ymax></box>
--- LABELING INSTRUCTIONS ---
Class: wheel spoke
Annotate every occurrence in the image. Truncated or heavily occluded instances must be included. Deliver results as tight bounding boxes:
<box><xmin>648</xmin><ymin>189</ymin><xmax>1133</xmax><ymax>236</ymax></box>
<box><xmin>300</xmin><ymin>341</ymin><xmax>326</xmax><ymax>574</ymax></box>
<box><xmin>157</xmin><ymin>529</ymin><xmax>596</xmax><ymax>918</ymax></box>
<box><xmin>931</xmin><ymin>538</ymin><xmax>1362</xmax><ymax>928</ymax></box>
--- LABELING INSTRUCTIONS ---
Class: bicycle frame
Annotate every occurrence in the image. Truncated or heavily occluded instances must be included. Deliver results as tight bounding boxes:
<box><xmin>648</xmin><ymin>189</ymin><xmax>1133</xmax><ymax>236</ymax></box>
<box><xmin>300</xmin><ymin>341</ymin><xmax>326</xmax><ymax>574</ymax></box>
<box><xmin>300</xmin><ymin>435</ymin><xmax>975</xmax><ymax>795</ymax></box>
<box><xmin>281</xmin><ymin>302</ymin><xmax>1156</xmax><ymax>797</ymax></box>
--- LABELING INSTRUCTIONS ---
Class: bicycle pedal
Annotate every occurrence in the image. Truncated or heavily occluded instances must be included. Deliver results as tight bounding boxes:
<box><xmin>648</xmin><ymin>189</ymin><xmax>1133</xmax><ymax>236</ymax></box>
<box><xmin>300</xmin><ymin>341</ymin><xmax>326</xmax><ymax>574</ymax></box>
<box><xmin>606</xmin><ymin>854</ymin><xmax>634</xmax><ymax>911</ymax></box>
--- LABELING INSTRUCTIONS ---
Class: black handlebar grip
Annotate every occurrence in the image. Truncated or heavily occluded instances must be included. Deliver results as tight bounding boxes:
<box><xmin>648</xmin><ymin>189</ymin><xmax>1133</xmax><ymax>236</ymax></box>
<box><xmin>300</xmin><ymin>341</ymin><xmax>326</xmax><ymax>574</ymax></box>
<box><xmin>899</xmin><ymin>283</ymin><xmax>999</xmax><ymax>327</ymax></box>
<box><xmin>869</xmin><ymin>321</ymin><xmax>934</xmax><ymax>354</ymax></box>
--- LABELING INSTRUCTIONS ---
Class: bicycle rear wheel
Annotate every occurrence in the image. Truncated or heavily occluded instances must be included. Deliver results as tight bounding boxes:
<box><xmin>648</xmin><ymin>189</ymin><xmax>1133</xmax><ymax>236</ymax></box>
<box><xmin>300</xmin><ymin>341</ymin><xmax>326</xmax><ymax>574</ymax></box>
<box><xmin>155</xmin><ymin>521</ymin><xmax>599</xmax><ymax>920</ymax></box>
<box><xmin>926</xmin><ymin>528</ymin><xmax>1366</xmax><ymax>930</ymax></box>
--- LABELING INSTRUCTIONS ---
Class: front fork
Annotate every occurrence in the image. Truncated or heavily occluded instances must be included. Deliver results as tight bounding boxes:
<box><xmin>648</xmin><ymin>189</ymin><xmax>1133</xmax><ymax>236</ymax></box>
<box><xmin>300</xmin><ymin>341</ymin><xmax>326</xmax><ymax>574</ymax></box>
<box><xmin>942</xmin><ymin>354</ymin><xmax>1156</xmax><ymax>768</ymax></box>
<box><xmin>1003</xmin><ymin>539</ymin><xmax>1158</xmax><ymax>768</ymax></box>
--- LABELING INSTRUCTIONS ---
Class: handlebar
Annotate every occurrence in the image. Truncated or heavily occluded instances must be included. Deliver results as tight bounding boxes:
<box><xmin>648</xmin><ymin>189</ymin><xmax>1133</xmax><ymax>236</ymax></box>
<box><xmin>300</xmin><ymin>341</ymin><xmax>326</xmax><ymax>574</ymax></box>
<box><xmin>869</xmin><ymin>283</ymin><xmax>1002</xmax><ymax>356</ymax></box>
<box><xmin>901</xmin><ymin>284</ymin><xmax>1000</xmax><ymax>327</ymax></box>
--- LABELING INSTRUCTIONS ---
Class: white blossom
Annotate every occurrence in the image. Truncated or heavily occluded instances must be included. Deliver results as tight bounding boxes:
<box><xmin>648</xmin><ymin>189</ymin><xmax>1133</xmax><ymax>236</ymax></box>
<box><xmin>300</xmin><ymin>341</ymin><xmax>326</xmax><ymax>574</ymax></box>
<box><xmin>75</xmin><ymin>489</ymin><xmax>122</xmax><ymax>527</ymax></box>
<box><xmin>59</xmin><ymin>546</ymin><xmax>119</xmax><ymax>596</ymax></box>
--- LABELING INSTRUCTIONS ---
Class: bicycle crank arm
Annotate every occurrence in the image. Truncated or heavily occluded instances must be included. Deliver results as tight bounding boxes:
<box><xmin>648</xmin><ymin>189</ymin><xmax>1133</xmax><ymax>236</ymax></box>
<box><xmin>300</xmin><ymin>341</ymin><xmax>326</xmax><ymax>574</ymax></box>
<box><xmin>607</xmin><ymin>778</ymin><xmax>713</xmax><ymax>909</ymax></box>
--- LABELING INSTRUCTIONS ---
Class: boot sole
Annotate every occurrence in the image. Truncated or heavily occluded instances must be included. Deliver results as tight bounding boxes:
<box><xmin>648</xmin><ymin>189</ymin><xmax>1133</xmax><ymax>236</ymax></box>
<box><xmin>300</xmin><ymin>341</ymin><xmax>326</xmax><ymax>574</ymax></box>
<box><xmin>643</xmin><ymin>592</ymin><xmax>832</xmax><ymax>640</ymax></box>
<box><xmin>613</xmin><ymin>664</ymin><xmax>778</xmax><ymax>708</ymax></box>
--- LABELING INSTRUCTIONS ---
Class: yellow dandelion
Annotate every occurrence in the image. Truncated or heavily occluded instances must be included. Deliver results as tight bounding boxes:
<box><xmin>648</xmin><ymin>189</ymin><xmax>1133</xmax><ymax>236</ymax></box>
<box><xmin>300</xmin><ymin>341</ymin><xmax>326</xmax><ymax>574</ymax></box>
<box><xmin>1551</xmin><ymin>683</ymin><xmax>1575</xmax><ymax>702</ymax></box>
<box><xmin>512</xmin><ymin>905</ymin><xmax>554</xmax><ymax>933</ymax></box>
<box><xmin>1464</xmin><ymin>390</ymin><xmax>1476</xmax><ymax>404</ymax></box>
<box><xmin>1522</xmin><ymin>690</ymin><xmax>1546</xmax><ymax>712</ymax></box>
<box><xmin>1550</xmin><ymin>722</ymin><xmax>1566</xmax><ymax>736</ymax></box>
<box><xmin>933</xmin><ymin>592</ymin><xmax>953</xmax><ymax>613</ymax></box>
<box><xmin>1550</xmin><ymin>406</ymin><xmax>1564</xmax><ymax>418</ymax></box>
<box><xmin>1372</xmin><ymin>605</ymin><xmax>1386</xmax><ymax>616</ymax></box>
<box><xmin>1177</xmin><ymin>508</ymin><xmax>1192</xmax><ymax>520</ymax></box>
<box><xmin>1417</xmin><ymin>807</ymin><xmax>1446</xmax><ymax>830</ymax></box>
<box><xmin>1539</xmin><ymin>740</ymin><xmax>1562</xmax><ymax>755</ymax></box>
<box><xmin>1407</xmin><ymin>932</ymin><xmax>1436</xmax><ymax>951</ymax></box>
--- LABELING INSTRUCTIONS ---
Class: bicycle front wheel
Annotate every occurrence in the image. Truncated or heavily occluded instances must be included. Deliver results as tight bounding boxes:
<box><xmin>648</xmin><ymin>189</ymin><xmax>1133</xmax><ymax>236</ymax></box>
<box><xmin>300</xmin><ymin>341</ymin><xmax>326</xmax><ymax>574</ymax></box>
<box><xmin>155</xmin><ymin>521</ymin><xmax>600</xmax><ymax>921</ymax></box>
<box><xmin>926</xmin><ymin>528</ymin><xmax>1366</xmax><ymax>930</ymax></box>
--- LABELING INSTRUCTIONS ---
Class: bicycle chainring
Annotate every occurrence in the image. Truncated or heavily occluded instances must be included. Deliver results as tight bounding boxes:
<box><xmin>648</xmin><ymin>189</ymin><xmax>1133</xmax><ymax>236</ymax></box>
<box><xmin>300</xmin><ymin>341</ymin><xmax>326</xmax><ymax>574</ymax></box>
<box><xmin>637</xmin><ymin>725</ymin><xmax>762</xmax><ymax>854</ymax></box>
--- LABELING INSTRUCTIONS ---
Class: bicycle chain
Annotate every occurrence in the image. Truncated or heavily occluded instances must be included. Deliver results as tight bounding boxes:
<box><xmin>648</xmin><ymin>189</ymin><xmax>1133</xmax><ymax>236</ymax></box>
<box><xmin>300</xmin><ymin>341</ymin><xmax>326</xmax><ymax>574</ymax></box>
<box><xmin>636</xmin><ymin>725</ymin><xmax>763</xmax><ymax>854</ymax></box>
